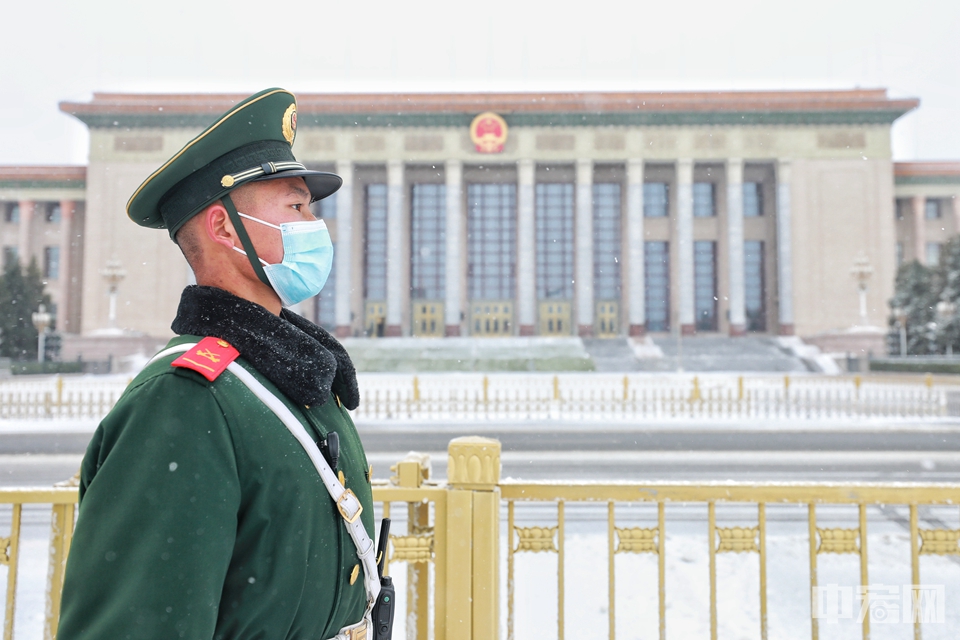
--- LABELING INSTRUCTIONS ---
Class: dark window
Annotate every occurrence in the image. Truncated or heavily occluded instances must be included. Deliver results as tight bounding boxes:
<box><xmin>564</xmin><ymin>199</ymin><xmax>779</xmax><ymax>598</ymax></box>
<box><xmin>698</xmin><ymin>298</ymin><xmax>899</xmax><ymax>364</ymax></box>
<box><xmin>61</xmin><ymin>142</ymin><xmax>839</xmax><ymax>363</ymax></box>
<box><xmin>536</xmin><ymin>183</ymin><xmax>574</xmax><ymax>300</ymax></box>
<box><xmin>593</xmin><ymin>183</ymin><xmax>621</xmax><ymax>301</ymax></box>
<box><xmin>693</xmin><ymin>182</ymin><xmax>715</xmax><ymax>218</ymax></box>
<box><xmin>2</xmin><ymin>246</ymin><xmax>17</xmax><ymax>268</ymax></box>
<box><xmin>644</xmin><ymin>241</ymin><xmax>669</xmax><ymax>332</ymax></box>
<box><xmin>744</xmin><ymin>240</ymin><xmax>766</xmax><ymax>332</ymax></box>
<box><xmin>4</xmin><ymin>203</ymin><xmax>19</xmax><ymax>224</ymax></box>
<box><xmin>643</xmin><ymin>183</ymin><xmax>668</xmax><ymax>218</ymax></box>
<box><xmin>743</xmin><ymin>182</ymin><xmax>763</xmax><ymax>217</ymax></box>
<box><xmin>895</xmin><ymin>198</ymin><xmax>907</xmax><ymax>220</ymax></box>
<box><xmin>44</xmin><ymin>246</ymin><xmax>60</xmax><ymax>280</ymax></box>
<box><xmin>925</xmin><ymin>199</ymin><xmax>941</xmax><ymax>219</ymax></box>
<box><xmin>896</xmin><ymin>242</ymin><xmax>904</xmax><ymax>267</ymax></box>
<box><xmin>410</xmin><ymin>184</ymin><xmax>446</xmax><ymax>300</ymax></box>
<box><xmin>694</xmin><ymin>241</ymin><xmax>717</xmax><ymax>331</ymax></box>
<box><xmin>314</xmin><ymin>193</ymin><xmax>337</xmax><ymax>219</ymax></box>
<box><xmin>926</xmin><ymin>242</ymin><xmax>942</xmax><ymax>266</ymax></box>
<box><xmin>467</xmin><ymin>183</ymin><xmax>516</xmax><ymax>300</ymax></box>
<box><xmin>364</xmin><ymin>184</ymin><xmax>388</xmax><ymax>301</ymax></box>
<box><xmin>45</xmin><ymin>203</ymin><xmax>61</xmax><ymax>223</ymax></box>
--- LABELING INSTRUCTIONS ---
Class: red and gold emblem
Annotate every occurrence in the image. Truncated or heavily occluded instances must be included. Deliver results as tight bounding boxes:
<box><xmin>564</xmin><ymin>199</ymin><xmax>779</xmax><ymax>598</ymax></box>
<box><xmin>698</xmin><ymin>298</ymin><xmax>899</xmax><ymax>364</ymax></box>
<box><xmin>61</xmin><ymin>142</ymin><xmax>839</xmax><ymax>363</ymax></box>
<box><xmin>470</xmin><ymin>112</ymin><xmax>508</xmax><ymax>153</ymax></box>
<box><xmin>282</xmin><ymin>103</ymin><xmax>297</xmax><ymax>145</ymax></box>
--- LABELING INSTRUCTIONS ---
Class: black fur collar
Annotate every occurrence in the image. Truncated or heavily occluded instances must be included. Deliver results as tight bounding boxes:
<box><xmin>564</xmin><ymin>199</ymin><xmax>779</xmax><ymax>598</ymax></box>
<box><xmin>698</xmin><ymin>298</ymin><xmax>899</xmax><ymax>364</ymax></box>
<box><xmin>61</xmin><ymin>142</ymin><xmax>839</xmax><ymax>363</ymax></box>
<box><xmin>170</xmin><ymin>285</ymin><xmax>359</xmax><ymax>410</ymax></box>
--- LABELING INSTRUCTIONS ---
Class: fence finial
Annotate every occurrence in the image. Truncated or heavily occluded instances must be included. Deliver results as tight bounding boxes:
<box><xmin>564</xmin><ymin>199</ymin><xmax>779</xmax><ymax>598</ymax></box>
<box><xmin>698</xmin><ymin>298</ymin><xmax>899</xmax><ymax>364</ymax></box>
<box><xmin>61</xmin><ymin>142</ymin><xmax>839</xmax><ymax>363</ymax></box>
<box><xmin>447</xmin><ymin>436</ymin><xmax>501</xmax><ymax>489</ymax></box>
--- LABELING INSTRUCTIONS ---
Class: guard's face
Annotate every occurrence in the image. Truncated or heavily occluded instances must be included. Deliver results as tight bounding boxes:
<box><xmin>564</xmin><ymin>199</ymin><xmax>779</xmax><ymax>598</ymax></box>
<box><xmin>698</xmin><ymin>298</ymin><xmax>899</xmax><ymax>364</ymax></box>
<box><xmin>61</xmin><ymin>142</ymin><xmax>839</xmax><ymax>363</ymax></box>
<box><xmin>236</xmin><ymin>177</ymin><xmax>315</xmax><ymax>265</ymax></box>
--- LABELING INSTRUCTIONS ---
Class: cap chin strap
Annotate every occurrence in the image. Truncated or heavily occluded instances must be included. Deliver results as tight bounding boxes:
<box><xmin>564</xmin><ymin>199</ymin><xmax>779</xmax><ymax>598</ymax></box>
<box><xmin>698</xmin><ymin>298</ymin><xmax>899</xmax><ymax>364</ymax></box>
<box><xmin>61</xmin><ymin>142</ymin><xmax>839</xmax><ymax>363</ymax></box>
<box><xmin>222</xmin><ymin>194</ymin><xmax>271</xmax><ymax>288</ymax></box>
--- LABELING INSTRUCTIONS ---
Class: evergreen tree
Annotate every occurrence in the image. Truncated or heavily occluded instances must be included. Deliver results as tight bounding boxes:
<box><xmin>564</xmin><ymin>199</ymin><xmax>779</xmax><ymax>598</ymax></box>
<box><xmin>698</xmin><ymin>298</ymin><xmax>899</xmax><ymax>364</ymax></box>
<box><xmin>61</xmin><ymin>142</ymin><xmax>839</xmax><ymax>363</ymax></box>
<box><xmin>888</xmin><ymin>260</ymin><xmax>940</xmax><ymax>355</ymax></box>
<box><xmin>936</xmin><ymin>237</ymin><xmax>960</xmax><ymax>353</ymax></box>
<box><xmin>0</xmin><ymin>258</ymin><xmax>53</xmax><ymax>361</ymax></box>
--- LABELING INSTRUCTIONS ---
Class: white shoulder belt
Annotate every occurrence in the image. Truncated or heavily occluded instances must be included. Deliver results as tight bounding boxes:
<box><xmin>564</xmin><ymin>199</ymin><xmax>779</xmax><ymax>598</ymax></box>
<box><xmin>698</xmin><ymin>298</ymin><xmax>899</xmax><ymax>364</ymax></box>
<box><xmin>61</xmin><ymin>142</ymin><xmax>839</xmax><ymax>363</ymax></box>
<box><xmin>149</xmin><ymin>344</ymin><xmax>382</xmax><ymax>615</ymax></box>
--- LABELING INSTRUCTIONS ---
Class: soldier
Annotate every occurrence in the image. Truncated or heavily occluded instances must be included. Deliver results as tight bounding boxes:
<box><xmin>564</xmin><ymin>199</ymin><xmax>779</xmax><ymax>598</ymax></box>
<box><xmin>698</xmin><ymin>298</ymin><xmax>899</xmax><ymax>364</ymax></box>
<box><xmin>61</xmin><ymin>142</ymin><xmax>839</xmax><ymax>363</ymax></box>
<box><xmin>58</xmin><ymin>89</ymin><xmax>379</xmax><ymax>640</ymax></box>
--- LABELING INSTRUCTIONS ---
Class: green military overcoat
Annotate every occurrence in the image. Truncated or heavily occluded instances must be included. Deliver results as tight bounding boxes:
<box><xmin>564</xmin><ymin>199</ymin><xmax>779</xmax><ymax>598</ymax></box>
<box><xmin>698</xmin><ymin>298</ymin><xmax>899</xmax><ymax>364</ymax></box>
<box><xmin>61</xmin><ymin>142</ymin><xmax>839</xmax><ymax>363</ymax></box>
<box><xmin>57</xmin><ymin>328</ymin><xmax>374</xmax><ymax>639</ymax></box>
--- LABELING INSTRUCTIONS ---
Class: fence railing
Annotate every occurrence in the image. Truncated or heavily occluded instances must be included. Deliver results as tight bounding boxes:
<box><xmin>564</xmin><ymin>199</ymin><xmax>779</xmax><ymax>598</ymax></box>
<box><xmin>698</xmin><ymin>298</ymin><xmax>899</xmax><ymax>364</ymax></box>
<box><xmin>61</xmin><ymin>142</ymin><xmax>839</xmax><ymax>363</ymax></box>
<box><xmin>1</xmin><ymin>372</ymin><xmax>954</xmax><ymax>421</ymax></box>
<box><xmin>3</xmin><ymin>438</ymin><xmax>959</xmax><ymax>640</ymax></box>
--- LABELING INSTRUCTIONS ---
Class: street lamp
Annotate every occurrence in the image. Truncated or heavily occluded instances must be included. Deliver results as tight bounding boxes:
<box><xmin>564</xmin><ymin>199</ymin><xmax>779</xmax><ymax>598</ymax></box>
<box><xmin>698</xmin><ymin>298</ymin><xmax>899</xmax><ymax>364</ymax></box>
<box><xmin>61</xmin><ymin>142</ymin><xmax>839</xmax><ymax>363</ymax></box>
<box><xmin>31</xmin><ymin>304</ymin><xmax>51</xmax><ymax>363</ymax></box>
<box><xmin>850</xmin><ymin>253</ymin><xmax>874</xmax><ymax>326</ymax></box>
<box><xmin>937</xmin><ymin>300</ymin><xmax>956</xmax><ymax>356</ymax></box>
<box><xmin>100</xmin><ymin>259</ymin><xmax>127</xmax><ymax>330</ymax></box>
<box><xmin>892</xmin><ymin>306</ymin><xmax>908</xmax><ymax>357</ymax></box>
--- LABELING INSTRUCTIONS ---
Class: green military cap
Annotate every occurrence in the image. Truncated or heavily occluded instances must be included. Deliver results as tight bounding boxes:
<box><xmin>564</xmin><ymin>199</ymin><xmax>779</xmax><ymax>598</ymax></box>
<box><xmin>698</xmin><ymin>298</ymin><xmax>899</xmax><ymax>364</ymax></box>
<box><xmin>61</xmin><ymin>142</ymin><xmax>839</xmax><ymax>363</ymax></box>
<box><xmin>126</xmin><ymin>88</ymin><xmax>341</xmax><ymax>239</ymax></box>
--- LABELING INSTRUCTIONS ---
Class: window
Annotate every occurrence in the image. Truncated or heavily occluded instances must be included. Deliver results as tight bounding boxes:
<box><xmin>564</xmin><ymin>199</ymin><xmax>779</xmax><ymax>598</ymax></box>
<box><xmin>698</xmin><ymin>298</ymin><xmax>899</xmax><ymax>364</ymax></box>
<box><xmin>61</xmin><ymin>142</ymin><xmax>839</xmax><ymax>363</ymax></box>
<box><xmin>743</xmin><ymin>182</ymin><xmax>762</xmax><ymax>217</ymax></box>
<box><xmin>926</xmin><ymin>242</ymin><xmax>942</xmax><ymax>267</ymax></box>
<box><xmin>895</xmin><ymin>198</ymin><xmax>907</xmax><ymax>220</ymax></box>
<box><xmin>2</xmin><ymin>246</ymin><xmax>17</xmax><ymax>269</ymax></box>
<box><xmin>593</xmin><ymin>183</ymin><xmax>621</xmax><ymax>301</ymax></box>
<box><xmin>694</xmin><ymin>241</ymin><xmax>717</xmax><ymax>331</ymax></box>
<box><xmin>410</xmin><ymin>184</ymin><xmax>446</xmax><ymax>300</ymax></box>
<box><xmin>4</xmin><ymin>203</ymin><xmax>19</xmax><ymax>224</ymax></box>
<box><xmin>644</xmin><ymin>241</ymin><xmax>669</xmax><ymax>332</ymax></box>
<box><xmin>536</xmin><ymin>183</ymin><xmax>574</xmax><ymax>300</ymax></box>
<box><xmin>467</xmin><ymin>183</ymin><xmax>516</xmax><ymax>300</ymax></box>
<box><xmin>643</xmin><ymin>183</ymin><xmax>668</xmax><ymax>217</ymax></box>
<box><xmin>314</xmin><ymin>193</ymin><xmax>337</xmax><ymax>219</ymax></box>
<box><xmin>45</xmin><ymin>203</ymin><xmax>61</xmax><ymax>223</ymax></box>
<box><xmin>925</xmin><ymin>199</ymin><xmax>941</xmax><ymax>220</ymax></box>
<box><xmin>693</xmin><ymin>182</ymin><xmax>715</xmax><ymax>217</ymax></box>
<box><xmin>744</xmin><ymin>241</ymin><xmax>766</xmax><ymax>332</ymax></box>
<box><xmin>364</xmin><ymin>184</ymin><xmax>388</xmax><ymax>301</ymax></box>
<box><xmin>315</xmin><ymin>243</ymin><xmax>336</xmax><ymax>329</ymax></box>
<box><xmin>44</xmin><ymin>246</ymin><xmax>60</xmax><ymax>280</ymax></box>
<box><xmin>896</xmin><ymin>242</ymin><xmax>904</xmax><ymax>267</ymax></box>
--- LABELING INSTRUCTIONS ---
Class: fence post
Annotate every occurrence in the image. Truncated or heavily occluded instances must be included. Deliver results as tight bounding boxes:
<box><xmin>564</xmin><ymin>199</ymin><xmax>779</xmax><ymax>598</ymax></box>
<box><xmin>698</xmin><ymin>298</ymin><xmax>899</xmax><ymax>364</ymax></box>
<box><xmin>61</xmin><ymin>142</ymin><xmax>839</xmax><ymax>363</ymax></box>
<box><xmin>446</xmin><ymin>437</ymin><xmax>501</xmax><ymax>640</ymax></box>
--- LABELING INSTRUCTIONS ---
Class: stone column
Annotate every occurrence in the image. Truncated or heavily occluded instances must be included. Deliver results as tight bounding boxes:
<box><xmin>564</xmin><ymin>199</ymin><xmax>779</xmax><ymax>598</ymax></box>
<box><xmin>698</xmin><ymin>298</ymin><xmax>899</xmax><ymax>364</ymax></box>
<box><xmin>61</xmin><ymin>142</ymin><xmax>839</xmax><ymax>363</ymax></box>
<box><xmin>676</xmin><ymin>159</ymin><xmax>695</xmax><ymax>335</ymax></box>
<box><xmin>445</xmin><ymin>159</ymin><xmax>463</xmax><ymax>336</ymax></box>
<box><xmin>575</xmin><ymin>158</ymin><xmax>594</xmax><ymax>336</ymax></box>
<box><xmin>776</xmin><ymin>159</ymin><xmax>794</xmax><ymax>335</ymax></box>
<box><xmin>626</xmin><ymin>159</ymin><xmax>645</xmax><ymax>336</ymax></box>
<box><xmin>385</xmin><ymin>159</ymin><xmax>405</xmax><ymax>336</ymax></box>
<box><xmin>334</xmin><ymin>160</ymin><xmax>354</xmax><ymax>338</ymax></box>
<box><xmin>726</xmin><ymin>159</ymin><xmax>746</xmax><ymax>336</ymax></box>
<box><xmin>58</xmin><ymin>200</ymin><xmax>75</xmax><ymax>332</ymax></box>
<box><xmin>17</xmin><ymin>199</ymin><xmax>34</xmax><ymax>267</ymax></box>
<box><xmin>912</xmin><ymin>195</ymin><xmax>927</xmax><ymax>264</ymax></box>
<box><xmin>517</xmin><ymin>159</ymin><xmax>536</xmax><ymax>336</ymax></box>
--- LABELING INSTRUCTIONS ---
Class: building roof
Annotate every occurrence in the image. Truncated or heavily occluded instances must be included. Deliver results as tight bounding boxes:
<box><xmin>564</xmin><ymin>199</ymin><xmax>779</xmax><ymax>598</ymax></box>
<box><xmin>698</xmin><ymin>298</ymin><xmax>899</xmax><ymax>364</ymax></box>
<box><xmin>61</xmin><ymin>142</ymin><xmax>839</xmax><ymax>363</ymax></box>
<box><xmin>895</xmin><ymin>162</ymin><xmax>960</xmax><ymax>185</ymax></box>
<box><xmin>61</xmin><ymin>89</ymin><xmax>920</xmax><ymax>129</ymax></box>
<box><xmin>0</xmin><ymin>166</ymin><xmax>86</xmax><ymax>189</ymax></box>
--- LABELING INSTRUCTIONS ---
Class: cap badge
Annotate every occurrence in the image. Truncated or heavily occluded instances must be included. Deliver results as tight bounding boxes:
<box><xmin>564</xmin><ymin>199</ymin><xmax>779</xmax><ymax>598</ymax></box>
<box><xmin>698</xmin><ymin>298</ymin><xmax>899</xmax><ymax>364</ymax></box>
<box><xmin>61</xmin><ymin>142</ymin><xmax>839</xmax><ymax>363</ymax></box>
<box><xmin>282</xmin><ymin>103</ymin><xmax>297</xmax><ymax>145</ymax></box>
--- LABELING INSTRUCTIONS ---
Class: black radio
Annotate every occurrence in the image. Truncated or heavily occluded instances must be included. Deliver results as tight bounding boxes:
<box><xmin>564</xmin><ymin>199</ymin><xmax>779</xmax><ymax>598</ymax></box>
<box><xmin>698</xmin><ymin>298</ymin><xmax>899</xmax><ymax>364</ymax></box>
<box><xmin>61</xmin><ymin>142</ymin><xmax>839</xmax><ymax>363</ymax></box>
<box><xmin>372</xmin><ymin>518</ymin><xmax>395</xmax><ymax>640</ymax></box>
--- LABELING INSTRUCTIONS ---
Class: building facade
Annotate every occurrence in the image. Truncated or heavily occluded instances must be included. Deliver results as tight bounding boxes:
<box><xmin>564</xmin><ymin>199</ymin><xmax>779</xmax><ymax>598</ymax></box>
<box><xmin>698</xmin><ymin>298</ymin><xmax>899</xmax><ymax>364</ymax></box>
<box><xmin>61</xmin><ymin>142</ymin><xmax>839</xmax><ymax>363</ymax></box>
<box><xmin>7</xmin><ymin>88</ymin><xmax>960</xmax><ymax>350</ymax></box>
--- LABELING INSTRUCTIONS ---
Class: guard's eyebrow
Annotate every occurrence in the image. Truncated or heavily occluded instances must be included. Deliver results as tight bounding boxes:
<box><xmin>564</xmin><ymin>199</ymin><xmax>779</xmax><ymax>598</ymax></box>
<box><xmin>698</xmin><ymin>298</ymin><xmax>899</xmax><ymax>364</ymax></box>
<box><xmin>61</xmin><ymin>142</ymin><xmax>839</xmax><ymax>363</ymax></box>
<box><xmin>288</xmin><ymin>184</ymin><xmax>311</xmax><ymax>200</ymax></box>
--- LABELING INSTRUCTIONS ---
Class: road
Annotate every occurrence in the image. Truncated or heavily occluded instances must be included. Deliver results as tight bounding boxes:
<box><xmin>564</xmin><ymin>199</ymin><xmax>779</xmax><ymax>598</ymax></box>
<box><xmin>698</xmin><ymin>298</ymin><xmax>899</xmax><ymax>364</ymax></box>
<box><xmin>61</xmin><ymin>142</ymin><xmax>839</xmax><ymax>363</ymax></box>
<box><xmin>4</xmin><ymin>421</ymin><xmax>960</xmax><ymax>485</ymax></box>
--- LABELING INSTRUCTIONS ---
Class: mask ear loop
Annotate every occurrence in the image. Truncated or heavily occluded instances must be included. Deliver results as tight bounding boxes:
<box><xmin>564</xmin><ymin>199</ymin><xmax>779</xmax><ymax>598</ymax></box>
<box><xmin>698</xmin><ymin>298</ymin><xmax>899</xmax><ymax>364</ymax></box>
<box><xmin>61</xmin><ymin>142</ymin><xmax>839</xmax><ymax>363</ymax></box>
<box><xmin>222</xmin><ymin>194</ymin><xmax>271</xmax><ymax>288</ymax></box>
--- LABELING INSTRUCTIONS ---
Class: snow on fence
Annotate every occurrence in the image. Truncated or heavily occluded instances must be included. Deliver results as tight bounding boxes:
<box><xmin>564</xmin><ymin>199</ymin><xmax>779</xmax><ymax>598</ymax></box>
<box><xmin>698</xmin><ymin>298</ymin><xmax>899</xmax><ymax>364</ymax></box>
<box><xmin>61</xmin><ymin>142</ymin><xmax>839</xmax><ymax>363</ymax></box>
<box><xmin>0</xmin><ymin>372</ymin><xmax>949</xmax><ymax>422</ymax></box>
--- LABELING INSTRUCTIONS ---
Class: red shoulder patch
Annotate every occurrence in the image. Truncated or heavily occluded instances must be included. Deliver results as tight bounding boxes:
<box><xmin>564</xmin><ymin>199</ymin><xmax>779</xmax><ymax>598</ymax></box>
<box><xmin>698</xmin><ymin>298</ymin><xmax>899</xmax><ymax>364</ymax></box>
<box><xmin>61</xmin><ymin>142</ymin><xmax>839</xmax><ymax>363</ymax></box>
<box><xmin>171</xmin><ymin>337</ymin><xmax>240</xmax><ymax>381</ymax></box>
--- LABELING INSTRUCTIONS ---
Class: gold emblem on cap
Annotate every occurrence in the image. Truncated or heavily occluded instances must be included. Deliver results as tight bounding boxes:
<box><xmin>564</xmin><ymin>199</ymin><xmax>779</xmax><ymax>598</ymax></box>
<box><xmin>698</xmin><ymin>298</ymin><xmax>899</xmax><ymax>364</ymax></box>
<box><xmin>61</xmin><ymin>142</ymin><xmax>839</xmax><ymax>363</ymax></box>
<box><xmin>349</xmin><ymin>564</ymin><xmax>360</xmax><ymax>585</ymax></box>
<box><xmin>282</xmin><ymin>103</ymin><xmax>297</xmax><ymax>145</ymax></box>
<box><xmin>221</xmin><ymin>175</ymin><xmax>235</xmax><ymax>188</ymax></box>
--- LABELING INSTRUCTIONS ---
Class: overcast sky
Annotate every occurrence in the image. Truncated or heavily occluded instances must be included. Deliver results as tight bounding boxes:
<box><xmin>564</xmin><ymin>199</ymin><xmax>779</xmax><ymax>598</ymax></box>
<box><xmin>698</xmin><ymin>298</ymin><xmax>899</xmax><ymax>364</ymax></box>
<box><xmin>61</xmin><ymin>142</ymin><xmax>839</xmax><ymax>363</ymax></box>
<box><xmin>3</xmin><ymin>0</ymin><xmax>958</xmax><ymax>165</ymax></box>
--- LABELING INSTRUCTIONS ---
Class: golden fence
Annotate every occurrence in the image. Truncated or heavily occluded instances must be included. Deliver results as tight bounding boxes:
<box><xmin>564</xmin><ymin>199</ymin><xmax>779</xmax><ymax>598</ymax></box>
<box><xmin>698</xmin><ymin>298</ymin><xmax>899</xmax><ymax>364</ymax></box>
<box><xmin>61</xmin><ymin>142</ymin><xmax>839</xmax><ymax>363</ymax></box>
<box><xmin>3</xmin><ymin>438</ymin><xmax>959</xmax><ymax>640</ymax></box>
<box><xmin>2</xmin><ymin>372</ymin><xmax>955</xmax><ymax>421</ymax></box>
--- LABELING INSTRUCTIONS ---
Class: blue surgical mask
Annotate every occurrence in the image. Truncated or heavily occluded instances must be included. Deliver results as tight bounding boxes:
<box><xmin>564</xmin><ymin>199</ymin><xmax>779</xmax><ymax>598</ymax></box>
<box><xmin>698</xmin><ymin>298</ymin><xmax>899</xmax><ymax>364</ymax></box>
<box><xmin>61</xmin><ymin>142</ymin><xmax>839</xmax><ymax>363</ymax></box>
<box><xmin>232</xmin><ymin>212</ymin><xmax>334</xmax><ymax>307</ymax></box>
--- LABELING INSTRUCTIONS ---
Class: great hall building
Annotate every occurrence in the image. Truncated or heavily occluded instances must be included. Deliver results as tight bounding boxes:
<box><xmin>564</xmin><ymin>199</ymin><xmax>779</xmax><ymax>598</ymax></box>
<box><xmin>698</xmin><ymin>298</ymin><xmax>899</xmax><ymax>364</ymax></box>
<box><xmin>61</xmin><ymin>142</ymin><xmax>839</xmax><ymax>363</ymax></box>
<box><xmin>2</xmin><ymin>89</ymin><xmax>959</xmax><ymax>354</ymax></box>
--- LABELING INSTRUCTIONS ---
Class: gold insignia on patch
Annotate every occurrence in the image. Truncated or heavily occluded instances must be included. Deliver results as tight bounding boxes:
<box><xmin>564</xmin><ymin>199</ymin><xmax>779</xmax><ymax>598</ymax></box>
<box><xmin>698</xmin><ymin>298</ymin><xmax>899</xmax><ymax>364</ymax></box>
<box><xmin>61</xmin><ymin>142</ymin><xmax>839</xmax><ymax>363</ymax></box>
<box><xmin>349</xmin><ymin>564</ymin><xmax>360</xmax><ymax>585</ymax></box>
<box><xmin>282</xmin><ymin>103</ymin><xmax>297</xmax><ymax>145</ymax></box>
<box><xmin>338</xmin><ymin>470</ymin><xmax>345</xmax><ymax>485</ymax></box>
<box><xmin>221</xmin><ymin>175</ymin><xmax>235</xmax><ymax>188</ymax></box>
<box><xmin>216</xmin><ymin>339</ymin><xmax>230</xmax><ymax>348</ymax></box>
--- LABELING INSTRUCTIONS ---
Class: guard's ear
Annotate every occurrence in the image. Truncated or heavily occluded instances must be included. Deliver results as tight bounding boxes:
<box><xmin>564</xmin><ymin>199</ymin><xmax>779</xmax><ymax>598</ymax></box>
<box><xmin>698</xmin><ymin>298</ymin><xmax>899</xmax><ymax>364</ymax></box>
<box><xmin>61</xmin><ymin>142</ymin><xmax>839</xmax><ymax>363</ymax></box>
<box><xmin>203</xmin><ymin>201</ymin><xmax>237</xmax><ymax>250</ymax></box>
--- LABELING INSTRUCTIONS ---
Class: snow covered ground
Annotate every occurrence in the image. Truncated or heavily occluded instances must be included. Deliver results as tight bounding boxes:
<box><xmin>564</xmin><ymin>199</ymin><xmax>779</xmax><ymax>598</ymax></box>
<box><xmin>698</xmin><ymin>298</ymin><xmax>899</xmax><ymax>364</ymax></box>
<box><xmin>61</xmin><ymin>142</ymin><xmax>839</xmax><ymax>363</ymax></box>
<box><xmin>7</xmin><ymin>503</ymin><xmax>958</xmax><ymax>639</ymax></box>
